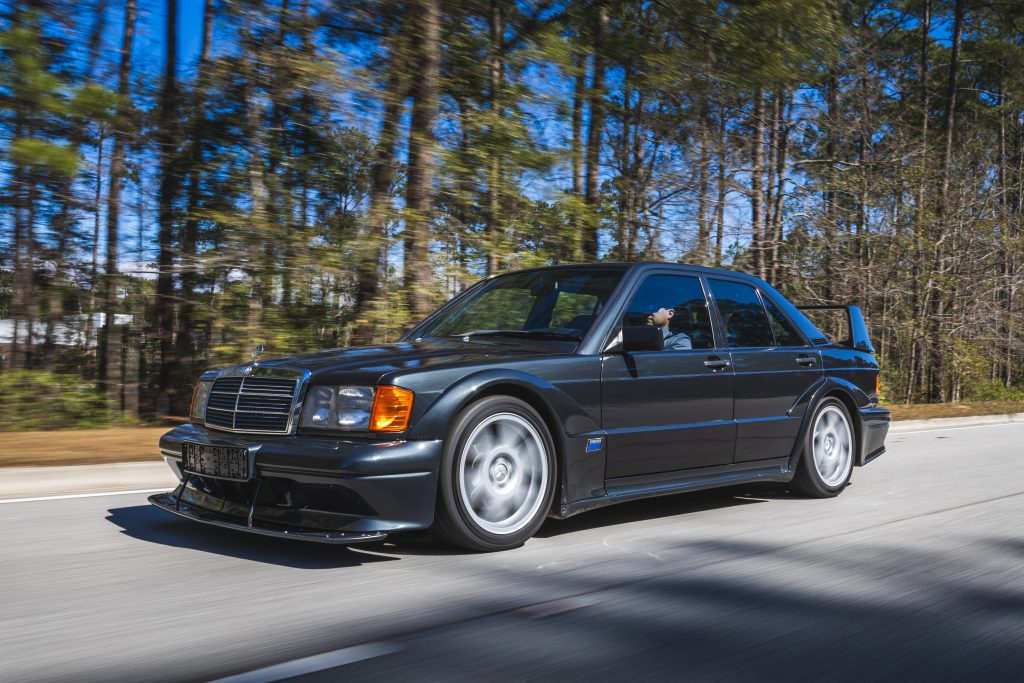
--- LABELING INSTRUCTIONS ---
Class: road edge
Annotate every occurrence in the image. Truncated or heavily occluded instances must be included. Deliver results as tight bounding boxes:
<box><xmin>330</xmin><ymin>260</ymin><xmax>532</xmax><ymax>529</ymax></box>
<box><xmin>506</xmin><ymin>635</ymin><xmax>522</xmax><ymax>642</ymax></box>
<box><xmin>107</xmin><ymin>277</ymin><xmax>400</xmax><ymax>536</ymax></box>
<box><xmin>2</xmin><ymin>413</ymin><xmax>1023</xmax><ymax>501</ymax></box>
<box><xmin>887</xmin><ymin>411</ymin><xmax>1024</xmax><ymax>433</ymax></box>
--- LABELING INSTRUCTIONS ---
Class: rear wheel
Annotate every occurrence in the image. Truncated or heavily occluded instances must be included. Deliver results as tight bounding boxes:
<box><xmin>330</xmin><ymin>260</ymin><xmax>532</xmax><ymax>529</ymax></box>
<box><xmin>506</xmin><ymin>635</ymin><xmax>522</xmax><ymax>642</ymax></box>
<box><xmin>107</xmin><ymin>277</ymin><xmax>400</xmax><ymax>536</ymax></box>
<box><xmin>432</xmin><ymin>396</ymin><xmax>556</xmax><ymax>551</ymax></box>
<box><xmin>792</xmin><ymin>397</ymin><xmax>855</xmax><ymax>497</ymax></box>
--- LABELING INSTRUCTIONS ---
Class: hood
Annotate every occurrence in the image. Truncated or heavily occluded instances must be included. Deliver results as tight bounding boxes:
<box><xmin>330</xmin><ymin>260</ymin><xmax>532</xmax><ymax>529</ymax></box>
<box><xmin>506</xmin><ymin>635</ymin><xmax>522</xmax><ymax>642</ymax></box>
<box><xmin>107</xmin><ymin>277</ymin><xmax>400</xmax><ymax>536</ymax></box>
<box><xmin>237</xmin><ymin>338</ymin><xmax>574</xmax><ymax>385</ymax></box>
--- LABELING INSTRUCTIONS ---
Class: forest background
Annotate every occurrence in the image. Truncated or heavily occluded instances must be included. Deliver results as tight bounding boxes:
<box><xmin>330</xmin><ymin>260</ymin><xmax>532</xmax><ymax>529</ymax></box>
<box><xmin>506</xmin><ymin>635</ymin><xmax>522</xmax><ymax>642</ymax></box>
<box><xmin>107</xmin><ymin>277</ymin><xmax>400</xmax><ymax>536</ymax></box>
<box><xmin>3</xmin><ymin>0</ymin><xmax>1024</xmax><ymax>428</ymax></box>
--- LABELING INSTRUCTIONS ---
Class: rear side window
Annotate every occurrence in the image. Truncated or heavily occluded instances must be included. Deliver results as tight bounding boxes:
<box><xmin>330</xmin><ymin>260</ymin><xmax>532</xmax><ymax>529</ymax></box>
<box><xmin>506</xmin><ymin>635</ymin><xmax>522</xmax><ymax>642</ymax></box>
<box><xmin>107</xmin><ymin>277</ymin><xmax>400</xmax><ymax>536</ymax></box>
<box><xmin>621</xmin><ymin>274</ymin><xmax>714</xmax><ymax>350</ymax></box>
<box><xmin>708</xmin><ymin>279</ymin><xmax>774</xmax><ymax>348</ymax></box>
<box><xmin>762</xmin><ymin>296</ymin><xmax>806</xmax><ymax>347</ymax></box>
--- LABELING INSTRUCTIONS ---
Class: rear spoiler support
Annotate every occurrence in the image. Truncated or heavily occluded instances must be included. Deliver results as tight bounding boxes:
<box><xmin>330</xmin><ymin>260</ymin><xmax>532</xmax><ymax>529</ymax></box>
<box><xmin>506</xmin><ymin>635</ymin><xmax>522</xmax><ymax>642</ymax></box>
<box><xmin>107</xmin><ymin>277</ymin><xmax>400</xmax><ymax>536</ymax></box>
<box><xmin>796</xmin><ymin>305</ymin><xmax>875</xmax><ymax>353</ymax></box>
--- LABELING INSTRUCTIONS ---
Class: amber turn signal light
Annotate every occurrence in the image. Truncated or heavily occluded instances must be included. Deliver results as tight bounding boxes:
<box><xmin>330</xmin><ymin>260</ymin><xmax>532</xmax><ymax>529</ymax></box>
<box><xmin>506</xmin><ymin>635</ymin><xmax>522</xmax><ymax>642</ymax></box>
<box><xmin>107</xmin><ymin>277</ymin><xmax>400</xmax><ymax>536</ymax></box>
<box><xmin>370</xmin><ymin>386</ymin><xmax>414</xmax><ymax>432</ymax></box>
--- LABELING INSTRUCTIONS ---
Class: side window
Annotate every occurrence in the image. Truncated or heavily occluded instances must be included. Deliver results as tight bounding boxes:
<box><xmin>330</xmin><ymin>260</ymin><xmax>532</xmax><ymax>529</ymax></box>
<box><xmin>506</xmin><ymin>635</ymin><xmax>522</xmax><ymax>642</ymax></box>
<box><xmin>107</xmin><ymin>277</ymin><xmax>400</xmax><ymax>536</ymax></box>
<box><xmin>621</xmin><ymin>274</ymin><xmax>713</xmax><ymax>350</ymax></box>
<box><xmin>708</xmin><ymin>279</ymin><xmax>774</xmax><ymax>348</ymax></box>
<box><xmin>762</xmin><ymin>296</ymin><xmax>805</xmax><ymax>347</ymax></box>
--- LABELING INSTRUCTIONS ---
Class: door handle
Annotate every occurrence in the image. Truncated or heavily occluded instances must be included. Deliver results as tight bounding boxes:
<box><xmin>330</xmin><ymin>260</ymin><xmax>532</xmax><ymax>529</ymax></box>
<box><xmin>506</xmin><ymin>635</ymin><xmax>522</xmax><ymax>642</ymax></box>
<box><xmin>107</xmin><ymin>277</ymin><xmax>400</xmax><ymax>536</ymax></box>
<box><xmin>704</xmin><ymin>358</ymin><xmax>731</xmax><ymax>369</ymax></box>
<box><xmin>796</xmin><ymin>355</ymin><xmax>816</xmax><ymax>366</ymax></box>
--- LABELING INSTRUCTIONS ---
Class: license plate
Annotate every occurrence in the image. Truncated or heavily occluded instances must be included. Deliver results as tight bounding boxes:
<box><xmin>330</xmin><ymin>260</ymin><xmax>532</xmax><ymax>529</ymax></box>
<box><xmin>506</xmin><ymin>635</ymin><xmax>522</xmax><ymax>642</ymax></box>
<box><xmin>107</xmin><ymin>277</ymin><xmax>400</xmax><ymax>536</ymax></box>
<box><xmin>182</xmin><ymin>442</ymin><xmax>251</xmax><ymax>481</ymax></box>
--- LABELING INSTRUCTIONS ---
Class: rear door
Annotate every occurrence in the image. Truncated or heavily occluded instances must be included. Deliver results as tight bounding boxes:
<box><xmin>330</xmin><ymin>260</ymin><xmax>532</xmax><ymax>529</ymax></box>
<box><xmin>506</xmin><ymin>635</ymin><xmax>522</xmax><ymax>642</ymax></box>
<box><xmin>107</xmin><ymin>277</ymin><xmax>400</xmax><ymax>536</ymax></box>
<box><xmin>706</xmin><ymin>278</ymin><xmax>823</xmax><ymax>462</ymax></box>
<box><xmin>602</xmin><ymin>272</ymin><xmax>735</xmax><ymax>479</ymax></box>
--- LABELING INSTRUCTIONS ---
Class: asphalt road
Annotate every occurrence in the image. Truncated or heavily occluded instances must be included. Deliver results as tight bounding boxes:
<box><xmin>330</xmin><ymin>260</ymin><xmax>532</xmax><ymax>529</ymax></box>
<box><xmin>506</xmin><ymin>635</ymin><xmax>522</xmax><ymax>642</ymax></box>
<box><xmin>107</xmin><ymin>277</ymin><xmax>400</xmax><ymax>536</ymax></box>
<box><xmin>2</xmin><ymin>422</ymin><xmax>1023</xmax><ymax>682</ymax></box>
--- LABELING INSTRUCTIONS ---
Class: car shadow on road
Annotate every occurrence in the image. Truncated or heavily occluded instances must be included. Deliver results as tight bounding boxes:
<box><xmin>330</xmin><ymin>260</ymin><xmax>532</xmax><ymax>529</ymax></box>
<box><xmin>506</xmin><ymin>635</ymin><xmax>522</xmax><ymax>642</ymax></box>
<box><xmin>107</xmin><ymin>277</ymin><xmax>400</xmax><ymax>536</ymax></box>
<box><xmin>106</xmin><ymin>504</ymin><xmax>399</xmax><ymax>568</ymax></box>
<box><xmin>535</xmin><ymin>485</ymin><xmax>776</xmax><ymax>539</ymax></box>
<box><xmin>364</xmin><ymin>538</ymin><xmax>1024</xmax><ymax>682</ymax></box>
<box><xmin>362</xmin><ymin>487</ymin><xmax>780</xmax><ymax>557</ymax></box>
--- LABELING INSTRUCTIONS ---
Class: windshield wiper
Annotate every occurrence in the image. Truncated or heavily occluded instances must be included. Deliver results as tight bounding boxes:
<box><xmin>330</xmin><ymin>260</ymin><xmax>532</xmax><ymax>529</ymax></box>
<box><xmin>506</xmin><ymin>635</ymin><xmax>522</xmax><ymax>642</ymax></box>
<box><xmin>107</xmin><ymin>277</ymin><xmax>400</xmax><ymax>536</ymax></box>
<box><xmin>458</xmin><ymin>330</ymin><xmax>583</xmax><ymax>341</ymax></box>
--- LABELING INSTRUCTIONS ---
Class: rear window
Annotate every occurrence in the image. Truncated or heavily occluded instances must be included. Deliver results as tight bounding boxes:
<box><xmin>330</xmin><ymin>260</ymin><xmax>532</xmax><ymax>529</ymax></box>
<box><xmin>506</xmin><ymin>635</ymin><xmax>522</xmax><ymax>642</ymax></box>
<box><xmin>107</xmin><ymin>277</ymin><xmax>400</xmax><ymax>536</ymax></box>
<box><xmin>708</xmin><ymin>279</ymin><xmax>774</xmax><ymax>348</ymax></box>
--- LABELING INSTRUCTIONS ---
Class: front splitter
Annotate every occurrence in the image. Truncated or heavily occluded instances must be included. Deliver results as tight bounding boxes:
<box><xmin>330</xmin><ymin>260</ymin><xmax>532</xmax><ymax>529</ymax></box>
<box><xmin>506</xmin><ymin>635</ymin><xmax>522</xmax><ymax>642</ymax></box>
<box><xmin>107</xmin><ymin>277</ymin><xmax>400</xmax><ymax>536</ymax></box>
<box><xmin>148</xmin><ymin>491</ymin><xmax>388</xmax><ymax>545</ymax></box>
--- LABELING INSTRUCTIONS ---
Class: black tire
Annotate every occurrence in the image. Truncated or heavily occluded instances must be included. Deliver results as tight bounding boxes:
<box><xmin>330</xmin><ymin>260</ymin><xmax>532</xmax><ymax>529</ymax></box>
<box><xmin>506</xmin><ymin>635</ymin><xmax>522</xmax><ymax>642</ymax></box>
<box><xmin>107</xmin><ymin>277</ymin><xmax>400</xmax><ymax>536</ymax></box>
<box><xmin>431</xmin><ymin>395</ymin><xmax>557</xmax><ymax>552</ymax></box>
<box><xmin>791</xmin><ymin>397</ymin><xmax>856</xmax><ymax>498</ymax></box>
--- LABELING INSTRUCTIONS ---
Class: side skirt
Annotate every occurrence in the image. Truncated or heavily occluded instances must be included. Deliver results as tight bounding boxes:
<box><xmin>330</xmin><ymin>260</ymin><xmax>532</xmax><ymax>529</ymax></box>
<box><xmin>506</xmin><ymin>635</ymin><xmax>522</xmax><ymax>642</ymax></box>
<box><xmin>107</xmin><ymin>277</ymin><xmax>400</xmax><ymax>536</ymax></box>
<box><xmin>554</xmin><ymin>458</ymin><xmax>793</xmax><ymax>519</ymax></box>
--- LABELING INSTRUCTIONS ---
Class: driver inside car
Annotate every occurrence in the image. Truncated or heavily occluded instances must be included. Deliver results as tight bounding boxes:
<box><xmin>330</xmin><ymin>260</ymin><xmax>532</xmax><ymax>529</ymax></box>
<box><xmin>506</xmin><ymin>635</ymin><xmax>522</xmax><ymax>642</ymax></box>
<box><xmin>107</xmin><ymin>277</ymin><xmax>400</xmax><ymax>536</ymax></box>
<box><xmin>646</xmin><ymin>305</ymin><xmax>693</xmax><ymax>350</ymax></box>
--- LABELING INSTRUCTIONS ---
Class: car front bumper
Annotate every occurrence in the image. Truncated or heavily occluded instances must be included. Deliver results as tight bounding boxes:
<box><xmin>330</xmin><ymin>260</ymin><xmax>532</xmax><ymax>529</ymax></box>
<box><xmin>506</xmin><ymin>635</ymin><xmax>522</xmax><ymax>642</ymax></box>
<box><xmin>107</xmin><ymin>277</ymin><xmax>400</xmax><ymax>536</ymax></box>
<box><xmin>153</xmin><ymin>424</ymin><xmax>443</xmax><ymax>543</ymax></box>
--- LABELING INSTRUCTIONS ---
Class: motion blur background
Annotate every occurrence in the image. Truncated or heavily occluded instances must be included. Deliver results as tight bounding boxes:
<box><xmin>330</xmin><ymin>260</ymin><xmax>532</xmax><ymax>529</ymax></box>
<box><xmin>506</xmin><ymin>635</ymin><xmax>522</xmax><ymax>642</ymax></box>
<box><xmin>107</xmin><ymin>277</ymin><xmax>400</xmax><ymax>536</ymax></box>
<box><xmin>2</xmin><ymin>0</ymin><xmax>1024</xmax><ymax>432</ymax></box>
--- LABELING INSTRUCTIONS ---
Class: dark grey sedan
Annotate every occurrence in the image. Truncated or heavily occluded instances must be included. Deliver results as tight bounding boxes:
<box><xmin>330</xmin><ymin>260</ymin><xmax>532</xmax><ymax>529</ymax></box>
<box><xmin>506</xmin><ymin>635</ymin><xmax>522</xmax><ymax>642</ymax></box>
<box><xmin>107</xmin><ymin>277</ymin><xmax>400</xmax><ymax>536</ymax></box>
<box><xmin>151</xmin><ymin>263</ymin><xmax>889</xmax><ymax>551</ymax></box>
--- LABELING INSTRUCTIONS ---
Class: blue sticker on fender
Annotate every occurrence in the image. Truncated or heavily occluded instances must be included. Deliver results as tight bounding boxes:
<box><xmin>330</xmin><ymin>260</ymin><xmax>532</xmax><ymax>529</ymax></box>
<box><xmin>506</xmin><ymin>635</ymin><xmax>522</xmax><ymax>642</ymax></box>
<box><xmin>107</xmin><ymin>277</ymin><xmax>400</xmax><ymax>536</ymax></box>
<box><xmin>586</xmin><ymin>437</ymin><xmax>603</xmax><ymax>453</ymax></box>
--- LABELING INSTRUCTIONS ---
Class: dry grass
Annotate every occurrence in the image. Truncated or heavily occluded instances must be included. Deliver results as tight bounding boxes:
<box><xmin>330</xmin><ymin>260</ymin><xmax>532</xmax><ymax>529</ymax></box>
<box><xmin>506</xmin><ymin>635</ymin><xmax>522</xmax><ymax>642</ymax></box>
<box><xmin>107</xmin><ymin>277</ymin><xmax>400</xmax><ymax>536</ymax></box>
<box><xmin>884</xmin><ymin>401</ymin><xmax>1024</xmax><ymax>421</ymax></box>
<box><xmin>0</xmin><ymin>427</ymin><xmax>168</xmax><ymax>468</ymax></box>
<box><xmin>4</xmin><ymin>401</ymin><xmax>1024</xmax><ymax>468</ymax></box>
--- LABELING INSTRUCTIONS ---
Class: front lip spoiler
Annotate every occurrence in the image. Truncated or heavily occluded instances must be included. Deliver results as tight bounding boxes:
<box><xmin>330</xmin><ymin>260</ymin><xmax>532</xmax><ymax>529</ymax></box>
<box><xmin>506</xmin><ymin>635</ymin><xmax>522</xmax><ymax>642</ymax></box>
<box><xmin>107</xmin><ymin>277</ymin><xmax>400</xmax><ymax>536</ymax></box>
<box><xmin>148</xmin><ymin>491</ymin><xmax>388</xmax><ymax>545</ymax></box>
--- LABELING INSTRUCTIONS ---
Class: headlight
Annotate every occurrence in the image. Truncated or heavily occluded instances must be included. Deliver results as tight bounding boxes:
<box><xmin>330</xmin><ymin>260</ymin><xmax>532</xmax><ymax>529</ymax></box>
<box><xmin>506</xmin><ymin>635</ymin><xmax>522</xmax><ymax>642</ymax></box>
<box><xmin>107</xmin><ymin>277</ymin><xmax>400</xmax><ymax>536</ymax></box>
<box><xmin>190</xmin><ymin>380</ymin><xmax>213</xmax><ymax>422</ymax></box>
<box><xmin>300</xmin><ymin>385</ymin><xmax>414</xmax><ymax>432</ymax></box>
<box><xmin>301</xmin><ymin>385</ymin><xmax>375</xmax><ymax>430</ymax></box>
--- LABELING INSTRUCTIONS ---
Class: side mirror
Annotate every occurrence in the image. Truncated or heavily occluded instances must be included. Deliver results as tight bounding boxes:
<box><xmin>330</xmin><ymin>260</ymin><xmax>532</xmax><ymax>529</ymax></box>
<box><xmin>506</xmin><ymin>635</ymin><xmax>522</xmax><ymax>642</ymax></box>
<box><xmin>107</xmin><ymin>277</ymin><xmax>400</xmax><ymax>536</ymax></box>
<box><xmin>609</xmin><ymin>325</ymin><xmax>663</xmax><ymax>353</ymax></box>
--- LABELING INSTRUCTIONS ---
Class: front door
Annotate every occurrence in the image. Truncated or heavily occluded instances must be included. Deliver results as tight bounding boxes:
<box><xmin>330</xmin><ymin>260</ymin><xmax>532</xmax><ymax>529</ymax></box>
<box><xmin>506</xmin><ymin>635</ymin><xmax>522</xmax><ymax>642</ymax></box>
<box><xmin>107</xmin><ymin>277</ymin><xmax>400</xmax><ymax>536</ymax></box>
<box><xmin>706</xmin><ymin>278</ymin><xmax>823</xmax><ymax>462</ymax></box>
<box><xmin>602</xmin><ymin>273</ymin><xmax>736</xmax><ymax>479</ymax></box>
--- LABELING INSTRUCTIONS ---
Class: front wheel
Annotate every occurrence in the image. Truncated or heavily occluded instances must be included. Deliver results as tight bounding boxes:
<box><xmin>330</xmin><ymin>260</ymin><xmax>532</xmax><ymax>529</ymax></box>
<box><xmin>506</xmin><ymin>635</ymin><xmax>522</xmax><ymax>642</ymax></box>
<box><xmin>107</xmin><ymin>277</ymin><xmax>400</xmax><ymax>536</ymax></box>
<box><xmin>791</xmin><ymin>397</ymin><xmax>855</xmax><ymax>498</ymax></box>
<box><xmin>431</xmin><ymin>396</ymin><xmax>556</xmax><ymax>551</ymax></box>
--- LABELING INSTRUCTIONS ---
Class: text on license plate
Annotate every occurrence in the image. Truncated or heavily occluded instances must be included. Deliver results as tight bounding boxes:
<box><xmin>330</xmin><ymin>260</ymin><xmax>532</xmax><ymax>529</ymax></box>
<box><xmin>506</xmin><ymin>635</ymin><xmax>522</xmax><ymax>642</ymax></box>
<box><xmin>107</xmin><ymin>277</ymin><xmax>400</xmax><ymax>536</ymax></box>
<box><xmin>182</xmin><ymin>442</ymin><xmax>250</xmax><ymax>480</ymax></box>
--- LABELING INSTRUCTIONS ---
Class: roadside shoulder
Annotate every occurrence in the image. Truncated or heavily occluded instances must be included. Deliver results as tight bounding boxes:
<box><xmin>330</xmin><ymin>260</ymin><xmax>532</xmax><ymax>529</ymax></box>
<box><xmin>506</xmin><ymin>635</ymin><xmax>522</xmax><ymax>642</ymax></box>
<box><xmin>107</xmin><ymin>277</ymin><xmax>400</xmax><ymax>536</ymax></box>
<box><xmin>0</xmin><ymin>461</ymin><xmax>176</xmax><ymax>502</ymax></box>
<box><xmin>888</xmin><ymin>411</ymin><xmax>1024</xmax><ymax>434</ymax></box>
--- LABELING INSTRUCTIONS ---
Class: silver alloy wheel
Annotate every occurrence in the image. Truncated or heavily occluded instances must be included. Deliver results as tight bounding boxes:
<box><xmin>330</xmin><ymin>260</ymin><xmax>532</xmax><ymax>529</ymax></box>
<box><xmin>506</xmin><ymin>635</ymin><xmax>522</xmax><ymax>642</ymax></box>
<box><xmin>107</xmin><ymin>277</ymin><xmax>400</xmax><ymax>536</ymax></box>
<box><xmin>812</xmin><ymin>404</ymin><xmax>853</xmax><ymax>487</ymax></box>
<box><xmin>457</xmin><ymin>412</ymin><xmax>550</xmax><ymax>536</ymax></box>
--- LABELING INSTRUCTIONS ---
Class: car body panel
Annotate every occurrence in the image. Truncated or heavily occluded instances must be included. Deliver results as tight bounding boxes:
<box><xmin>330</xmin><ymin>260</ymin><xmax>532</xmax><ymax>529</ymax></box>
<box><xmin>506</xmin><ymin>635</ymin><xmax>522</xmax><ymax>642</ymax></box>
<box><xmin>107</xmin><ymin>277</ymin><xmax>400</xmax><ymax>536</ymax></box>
<box><xmin>600</xmin><ymin>349</ymin><xmax>736</xmax><ymax>477</ymax></box>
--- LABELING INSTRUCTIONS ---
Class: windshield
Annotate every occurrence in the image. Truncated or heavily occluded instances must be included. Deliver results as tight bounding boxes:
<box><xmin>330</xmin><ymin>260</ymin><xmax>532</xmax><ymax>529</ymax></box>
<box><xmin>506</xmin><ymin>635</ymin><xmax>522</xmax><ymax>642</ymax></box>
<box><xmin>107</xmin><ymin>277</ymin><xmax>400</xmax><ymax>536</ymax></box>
<box><xmin>411</xmin><ymin>267</ymin><xmax>626</xmax><ymax>342</ymax></box>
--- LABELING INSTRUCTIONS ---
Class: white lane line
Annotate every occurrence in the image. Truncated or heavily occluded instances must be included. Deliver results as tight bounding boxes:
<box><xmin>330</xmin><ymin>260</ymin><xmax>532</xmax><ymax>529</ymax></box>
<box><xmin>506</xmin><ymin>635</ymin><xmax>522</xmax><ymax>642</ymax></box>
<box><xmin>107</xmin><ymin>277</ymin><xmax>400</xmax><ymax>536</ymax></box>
<box><xmin>892</xmin><ymin>421</ymin><xmax>1024</xmax><ymax>436</ymax></box>
<box><xmin>207</xmin><ymin>642</ymin><xmax>402</xmax><ymax>683</ymax></box>
<box><xmin>0</xmin><ymin>488</ymin><xmax>171</xmax><ymax>504</ymax></box>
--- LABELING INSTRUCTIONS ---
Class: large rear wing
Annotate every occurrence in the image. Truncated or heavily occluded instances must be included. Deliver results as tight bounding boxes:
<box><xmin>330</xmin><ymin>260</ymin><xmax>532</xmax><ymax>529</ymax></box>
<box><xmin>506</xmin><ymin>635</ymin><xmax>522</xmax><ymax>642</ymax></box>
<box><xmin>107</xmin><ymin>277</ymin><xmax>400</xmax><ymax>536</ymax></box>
<box><xmin>796</xmin><ymin>305</ymin><xmax>875</xmax><ymax>353</ymax></box>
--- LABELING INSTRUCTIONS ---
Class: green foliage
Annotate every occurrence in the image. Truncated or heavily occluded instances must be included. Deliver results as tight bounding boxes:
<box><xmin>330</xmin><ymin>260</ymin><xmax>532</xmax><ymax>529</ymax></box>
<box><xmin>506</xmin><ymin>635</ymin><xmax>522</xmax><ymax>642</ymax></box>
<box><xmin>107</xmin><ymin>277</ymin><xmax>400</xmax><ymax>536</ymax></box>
<box><xmin>9</xmin><ymin>138</ymin><xmax>79</xmax><ymax>176</ymax></box>
<box><xmin>0</xmin><ymin>371</ymin><xmax>116</xmax><ymax>430</ymax></box>
<box><xmin>965</xmin><ymin>381</ymin><xmax>1024</xmax><ymax>403</ymax></box>
<box><xmin>4</xmin><ymin>0</ymin><xmax>1024</xmax><ymax>420</ymax></box>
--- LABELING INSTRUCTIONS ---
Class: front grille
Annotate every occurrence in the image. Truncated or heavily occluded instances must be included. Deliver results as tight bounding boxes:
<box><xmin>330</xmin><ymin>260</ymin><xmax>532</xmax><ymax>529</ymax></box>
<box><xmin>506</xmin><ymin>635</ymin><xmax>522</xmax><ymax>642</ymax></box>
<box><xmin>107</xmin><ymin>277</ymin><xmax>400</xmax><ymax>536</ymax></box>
<box><xmin>205</xmin><ymin>375</ymin><xmax>299</xmax><ymax>434</ymax></box>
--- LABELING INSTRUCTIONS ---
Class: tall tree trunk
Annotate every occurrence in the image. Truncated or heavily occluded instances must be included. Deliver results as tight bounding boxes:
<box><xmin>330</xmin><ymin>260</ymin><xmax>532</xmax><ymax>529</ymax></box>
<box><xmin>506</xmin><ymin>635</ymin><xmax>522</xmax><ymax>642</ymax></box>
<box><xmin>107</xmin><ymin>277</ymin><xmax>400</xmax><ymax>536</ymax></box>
<box><xmin>907</xmin><ymin>0</ymin><xmax>930</xmax><ymax>403</ymax></box>
<box><xmin>769</xmin><ymin>90</ymin><xmax>789</xmax><ymax>286</ymax></box>
<box><xmin>353</xmin><ymin>29</ymin><xmax>407</xmax><ymax>344</ymax></box>
<box><xmin>928</xmin><ymin>0</ymin><xmax>963</xmax><ymax>402</ymax></box>
<box><xmin>403</xmin><ymin>0</ymin><xmax>441</xmax><ymax>322</ymax></box>
<box><xmin>614</xmin><ymin>65</ymin><xmax>633</xmax><ymax>261</ymax></box>
<box><xmin>242</xmin><ymin>21</ymin><xmax>269</xmax><ymax>342</ymax></box>
<box><xmin>571</xmin><ymin>51</ymin><xmax>585</xmax><ymax>199</ymax></box>
<box><xmin>568</xmin><ymin>50</ymin><xmax>585</xmax><ymax>262</ymax></box>
<box><xmin>485</xmin><ymin>0</ymin><xmax>504</xmax><ymax>275</ymax></box>
<box><xmin>177</xmin><ymin>0</ymin><xmax>214</xmax><ymax>376</ymax></box>
<box><xmin>9</xmin><ymin>114</ymin><xmax>26</xmax><ymax>369</ymax></box>
<box><xmin>696</xmin><ymin>91</ymin><xmax>710</xmax><ymax>264</ymax></box>
<box><xmin>823</xmin><ymin>73</ymin><xmax>838</xmax><ymax>303</ymax></box>
<box><xmin>85</xmin><ymin>134</ymin><xmax>105</xmax><ymax>361</ymax></box>
<box><xmin>583</xmin><ymin>3</ymin><xmax>607</xmax><ymax>260</ymax></box>
<box><xmin>764</xmin><ymin>91</ymin><xmax>778</xmax><ymax>280</ymax></box>
<box><xmin>156</xmin><ymin>0</ymin><xmax>180</xmax><ymax>414</ymax></box>
<box><xmin>99</xmin><ymin>0</ymin><xmax>137</xmax><ymax>408</ymax></box>
<box><xmin>81</xmin><ymin>1</ymin><xmax>109</xmax><ymax>365</ymax></box>
<box><xmin>266</xmin><ymin>0</ymin><xmax>291</xmax><ymax>316</ymax></box>
<box><xmin>628</xmin><ymin>90</ymin><xmax>646</xmax><ymax>261</ymax></box>
<box><xmin>750</xmin><ymin>86</ymin><xmax>766</xmax><ymax>279</ymax></box>
<box><xmin>86</xmin><ymin>0</ymin><xmax>109</xmax><ymax>75</ymax></box>
<box><xmin>997</xmin><ymin>75</ymin><xmax>1013</xmax><ymax>386</ymax></box>
<box><xmin>715</xmin><ymin>102</ymin><xmax>727</xmax><ymax>267</ymax></box>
